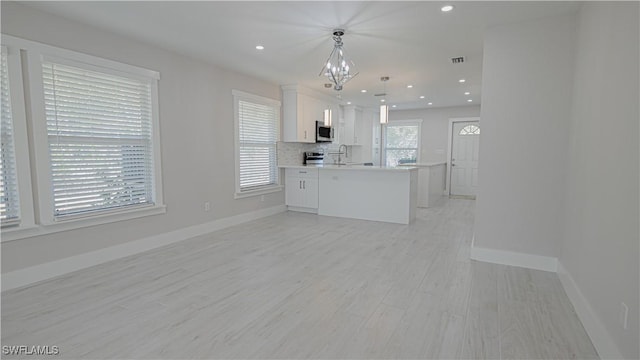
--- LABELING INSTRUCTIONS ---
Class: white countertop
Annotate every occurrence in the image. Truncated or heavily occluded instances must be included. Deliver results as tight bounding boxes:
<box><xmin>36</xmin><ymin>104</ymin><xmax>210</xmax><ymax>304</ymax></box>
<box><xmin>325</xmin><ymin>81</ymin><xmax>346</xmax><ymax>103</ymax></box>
<box><xmin>279</xmin><ymin>164</ymin><xmax>417</xmax><ymax>172</ymax></box>
<box><xmin>398</xmin><ymin>162</ymin><xmax>447</xmax><ymax>167</ymax></box>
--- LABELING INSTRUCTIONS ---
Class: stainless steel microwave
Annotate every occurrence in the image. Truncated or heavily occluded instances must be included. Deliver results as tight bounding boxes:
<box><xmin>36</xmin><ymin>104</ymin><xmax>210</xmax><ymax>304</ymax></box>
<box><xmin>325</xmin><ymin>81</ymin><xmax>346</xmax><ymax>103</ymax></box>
<box><xmin>316</xmin><ymin>121</ymin><xmax>334</xmax><ymax>143</ymax></box>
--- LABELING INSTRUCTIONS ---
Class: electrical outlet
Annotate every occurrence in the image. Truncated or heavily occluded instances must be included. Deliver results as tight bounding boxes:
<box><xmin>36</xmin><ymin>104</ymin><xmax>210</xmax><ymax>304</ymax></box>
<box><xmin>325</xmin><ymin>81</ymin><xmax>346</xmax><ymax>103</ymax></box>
<box><xmin>204</xmin><ymin>201</ymin><xmax>211</xmax><ymax>212</ymax></box>
<box><xmin>621</xmin><ymin>302</ymin><xmax>629</xmax><ymax>330</ymax></box>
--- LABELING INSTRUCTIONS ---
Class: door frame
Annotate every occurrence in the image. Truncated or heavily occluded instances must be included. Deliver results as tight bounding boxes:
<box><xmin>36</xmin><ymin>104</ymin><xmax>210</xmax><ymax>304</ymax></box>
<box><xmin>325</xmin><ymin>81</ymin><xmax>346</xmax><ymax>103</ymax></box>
<box><xmin>446</xmin><ymin>117</ymin><xmax>480</xmax><ymax>196</ymax></box>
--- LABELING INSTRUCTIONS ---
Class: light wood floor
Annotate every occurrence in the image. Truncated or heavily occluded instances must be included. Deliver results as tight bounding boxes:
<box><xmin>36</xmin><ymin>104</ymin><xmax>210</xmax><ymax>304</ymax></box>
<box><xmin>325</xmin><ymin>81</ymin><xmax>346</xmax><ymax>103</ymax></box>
<box><xmin>2</xmin><ymin>199</ymin><xmax>598</xmax><ymax>359</ymax></box>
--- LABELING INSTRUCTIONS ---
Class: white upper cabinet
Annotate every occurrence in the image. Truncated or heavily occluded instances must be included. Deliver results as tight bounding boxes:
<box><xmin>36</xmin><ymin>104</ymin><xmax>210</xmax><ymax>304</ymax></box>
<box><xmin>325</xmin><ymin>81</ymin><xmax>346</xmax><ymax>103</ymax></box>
<box><xmin>282</xmin><ymin>85</ymin><xmax>337</xmax><ymax>143</ymax></box>
<box><xmin>340</xmin><ymin>105</ymin><xmax>364</xmax><ymax>146</ymax></box>
<box><xmin>282</xmin><ymin>86</ymin><xmax>315</xmax><ymax>143</ymax></box>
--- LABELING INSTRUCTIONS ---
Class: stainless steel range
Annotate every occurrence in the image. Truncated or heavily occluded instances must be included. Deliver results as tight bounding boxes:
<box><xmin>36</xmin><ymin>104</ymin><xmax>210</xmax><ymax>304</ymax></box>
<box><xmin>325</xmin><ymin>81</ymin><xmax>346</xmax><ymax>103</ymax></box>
<box><xmin>303</xmin><ymin>151</ymin><xmax>324</xmax><ymax>165</ymax></box>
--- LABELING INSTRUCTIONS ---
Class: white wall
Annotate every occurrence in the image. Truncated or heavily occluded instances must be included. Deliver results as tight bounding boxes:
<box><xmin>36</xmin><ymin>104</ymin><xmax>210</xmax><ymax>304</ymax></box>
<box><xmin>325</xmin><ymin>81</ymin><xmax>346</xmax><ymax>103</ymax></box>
<box><xmin>1</xmin><ymin>3</ymin><xmax>284</xmax><ymax>272</ymax></box>
<box><xmin>475</xmin><ymin>4</ymin><xmax>639</xmax><ymax>359</ymax></box>
<box><xmin>474</xmin><ymin>14</ymin><xmax>576</xmax><ymax>257</ymax></box>
<box><xmin>390</xmin><ymin>105</ymin><xmax>481</xmax><ymax>163</ymax></box>
<box><xmin>561</xmin><ymin>3</ymin><xmax>639</xmax><ymax>359</ymax></box>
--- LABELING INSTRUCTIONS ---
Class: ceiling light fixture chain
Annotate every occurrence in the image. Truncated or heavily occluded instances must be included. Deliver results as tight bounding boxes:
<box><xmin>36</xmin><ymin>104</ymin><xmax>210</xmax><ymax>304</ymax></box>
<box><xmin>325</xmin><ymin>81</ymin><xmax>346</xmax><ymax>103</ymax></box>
<box><xmin>320</xmin><ymin>28</ymin><xmax>359</xmax><ymax>91</ymax></box>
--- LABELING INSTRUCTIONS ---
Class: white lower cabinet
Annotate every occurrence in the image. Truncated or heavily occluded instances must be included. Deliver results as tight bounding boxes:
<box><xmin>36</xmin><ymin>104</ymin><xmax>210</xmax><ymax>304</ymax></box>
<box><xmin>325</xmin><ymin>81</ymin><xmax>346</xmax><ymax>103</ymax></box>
<box><xmin>285</xmin><ymin>168</ymin><xmax>318</xmax><ymax>211</ymax></box>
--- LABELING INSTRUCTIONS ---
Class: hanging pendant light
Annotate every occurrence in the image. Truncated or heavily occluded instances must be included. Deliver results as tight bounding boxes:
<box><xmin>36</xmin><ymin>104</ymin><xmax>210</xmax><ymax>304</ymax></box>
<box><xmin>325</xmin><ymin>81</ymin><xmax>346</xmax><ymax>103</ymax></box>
<box><xmin>380</xmin><ymin>104</ymin><xmax>389</xmax><ymax>124</ymax></box>
<box><xmin>379</xmin><ymin>76</ymin><xmax>390</xmax><ymax>124</ymax></box>
<box><xmin>324</xmin><ymin>108</ymin><xmax>332</xmax><ymax>126</ymax></box>
<box><xmin>319</xmin><ymin>29</ymin><xmax>359</xmax><ymax>91</ymax></box>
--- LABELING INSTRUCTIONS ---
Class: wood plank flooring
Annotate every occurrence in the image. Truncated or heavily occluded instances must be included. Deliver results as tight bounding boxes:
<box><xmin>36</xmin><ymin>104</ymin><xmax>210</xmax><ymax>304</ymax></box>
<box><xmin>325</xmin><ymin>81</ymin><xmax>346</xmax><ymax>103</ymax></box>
<box><xmin>1</xmin><ymin>199</ymin><xmax>598</xmax><ymax>359</ymax></box>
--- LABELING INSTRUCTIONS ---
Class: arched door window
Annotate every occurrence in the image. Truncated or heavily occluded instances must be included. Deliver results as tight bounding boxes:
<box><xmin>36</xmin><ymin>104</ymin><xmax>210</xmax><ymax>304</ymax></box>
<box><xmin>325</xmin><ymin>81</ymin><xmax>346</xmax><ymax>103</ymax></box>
<box><xmin>458</xmin><ymin>124</ymin><xmax>480</xmax><ymax>135</ymax></box>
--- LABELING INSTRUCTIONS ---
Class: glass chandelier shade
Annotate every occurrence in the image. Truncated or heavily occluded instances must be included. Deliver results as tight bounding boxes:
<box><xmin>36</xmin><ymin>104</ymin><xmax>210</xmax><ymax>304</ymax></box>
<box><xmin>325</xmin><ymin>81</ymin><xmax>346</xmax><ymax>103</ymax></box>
<box><xmin>320</xmin><ymin>29</ymin><xmax>358</xmax><ymax>91</ymax></box>
<box><xmin>324</xmin><ymin>108</ymin><xmax>332</xmax><ymax>126</ymax></box>
<box><xmin>380</xmin><ymin>104</ymin><xmax>389</xmax><ymax>124</ymax></box>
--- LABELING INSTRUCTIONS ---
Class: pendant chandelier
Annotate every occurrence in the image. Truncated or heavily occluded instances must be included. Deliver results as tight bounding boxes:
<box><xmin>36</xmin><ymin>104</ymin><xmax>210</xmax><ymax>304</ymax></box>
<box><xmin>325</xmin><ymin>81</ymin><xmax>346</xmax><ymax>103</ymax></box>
<box><xmin>380</xmin><ymin>76</ymin><xmax>390</xmax><ymax>124</ymax></box>
<box><xmin>319</xmin><ymin>29</ymin><xmax>358</xmax><ymax>91</ymax></box>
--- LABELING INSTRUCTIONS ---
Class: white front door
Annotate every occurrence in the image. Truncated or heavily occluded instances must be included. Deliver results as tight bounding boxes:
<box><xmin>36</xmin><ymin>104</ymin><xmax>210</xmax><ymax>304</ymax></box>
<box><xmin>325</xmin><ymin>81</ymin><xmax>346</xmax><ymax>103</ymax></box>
<box><xmin>450</xmin><ymin>121</ymin><xmax>480</xmax><ymax>197</ymax></box>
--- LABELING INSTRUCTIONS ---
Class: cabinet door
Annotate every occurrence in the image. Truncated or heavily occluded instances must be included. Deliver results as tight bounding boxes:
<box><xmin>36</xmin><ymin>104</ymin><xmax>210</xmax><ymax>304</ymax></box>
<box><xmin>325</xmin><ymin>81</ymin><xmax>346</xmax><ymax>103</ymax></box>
<box><xmin>328</xmin><ymin>102</ymin><xmax>339</xmax><ymax>128</ymax></box>
<box><xmin>286</xmin><ymin>177</ymin><xmax>318</xmax><ymax>208</ymax></box>
<box><xmin>353</xmin><ymin>108</ymin><xmax>363</xmax><ymax>145</ymax></box>
<box><xmin>285</xmin><ymin>176</ymin><xmax>305</xmax><ymax>206</ymax></box>
<box><xmin>285</xmin><ymin>169</ymin><xmax>319</xmax><ymax>209</ymax></box>
<box><xmin>301</xmin><ymin>178</ymin><xmax>318</xmax><ymax>208</ymax></box>
<box><xmin>282</xmin><ymin>89</ymin><xmax>299</xmax><ymax>142</ymax></box>
<box><xmin>299</xmin><ymin>94</ymin><xmax>317</xmax><ymax>143</ymax></box>
<box><xmin>342</xmin><ymin>106</ymin><xmax>355</xmax><ymax>145</ymax></box>
<box><xmin>341</xmin><ymin>106</ymin><xmax>362</xmax><ymax>145</ymax></box>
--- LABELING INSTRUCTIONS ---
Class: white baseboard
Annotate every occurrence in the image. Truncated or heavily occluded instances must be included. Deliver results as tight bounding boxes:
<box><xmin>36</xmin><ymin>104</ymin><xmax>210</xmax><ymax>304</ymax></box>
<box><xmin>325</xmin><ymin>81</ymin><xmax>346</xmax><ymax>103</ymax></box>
<box><xmin>470</xmin><ymin>247</ymin><xmax>623</xmax><ymax>358</ymax></box>
<box><xmin>2</xmin><ymin>205</ymin><xmax>286</xmax><ymax>292</ymax></box>
<box><xmin>557</xmin><ymin>262</ymin><xmax>622</xmax><ymax>359</ymax></box>
<box><xmin>286</xmin><ymin>206</ymin><xmax>318</xmax><ymax>214</ymax></box>
<box><xmin>470</xmin><ymin>245</ymin><xmax>558</xmax><ymax>272</ymax></box>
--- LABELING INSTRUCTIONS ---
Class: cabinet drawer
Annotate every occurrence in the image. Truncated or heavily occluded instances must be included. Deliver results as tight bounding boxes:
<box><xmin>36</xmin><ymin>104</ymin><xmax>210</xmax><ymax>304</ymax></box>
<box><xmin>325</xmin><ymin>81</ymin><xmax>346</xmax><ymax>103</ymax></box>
<box><xmin>285</xmin><ymin>168</ymin><xmax>318</xmax><ymax>179</ymax></box>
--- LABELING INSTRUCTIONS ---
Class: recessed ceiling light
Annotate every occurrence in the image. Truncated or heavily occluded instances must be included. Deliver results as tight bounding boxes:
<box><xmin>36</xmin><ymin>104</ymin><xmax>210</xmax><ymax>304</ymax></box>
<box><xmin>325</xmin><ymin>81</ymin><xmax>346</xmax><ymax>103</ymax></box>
<box><xmin>419</xmin><ymin>95</ymin><xmax>425</xmax><ymax>99</ymax></box>
<box><xmin>464</xmin><ymin>91</ymin><xmax>470</xmax><ymax>95</ymax></box>
<box><xmin>392</xmin><ymin>105</ymin><xmax>397</xmax><ymax>108</ymax></box>
<box><xmin>441</xmin><ymin>5</ymin><xmax>455</xmax><ymax>12</ymax></box>
<box><xmin>255</xmin><ymin>45</ymin><xmax>264</xmax><ymax>50</ymax></box>
<box><xmin>459</xmin><ymin>79</ymin><xmax>466</xmax><ymax>83</ymax></box>
<box><xmin>361</xmin><ymin>89</ymin><xmax>367</xmax><ymax>93</ymax></box>
<box><xmin>428</xmin><ymin>102</ymin><xmax>433</xmax><ymax>105</ymax></box>
<box><xmin>407</xmin><ymin>85</ymin><xmax>413</xmax><ymax>88</ymax></box>
<box><xmin>347</xmin><ymin>101</ymin><xmax>351</xmax><ymax>105</ymax></box>
<box><xmin>467</xmin><ymin>99</ymin><xmax>473</xmax><ymax>102</ymax></box>
<box><xmin>381</xmin><ymin>99</ymin><xmax>386</xmax><ymax>103</ymax></box>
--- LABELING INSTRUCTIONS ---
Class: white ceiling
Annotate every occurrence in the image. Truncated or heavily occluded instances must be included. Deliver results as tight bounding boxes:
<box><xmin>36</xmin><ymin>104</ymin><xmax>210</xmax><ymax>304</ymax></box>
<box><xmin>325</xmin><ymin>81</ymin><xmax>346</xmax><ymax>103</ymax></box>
<box><xmin>22</xmin><ymin>1</ymin><xmax>580</xmax><ymax>110</ymax></box>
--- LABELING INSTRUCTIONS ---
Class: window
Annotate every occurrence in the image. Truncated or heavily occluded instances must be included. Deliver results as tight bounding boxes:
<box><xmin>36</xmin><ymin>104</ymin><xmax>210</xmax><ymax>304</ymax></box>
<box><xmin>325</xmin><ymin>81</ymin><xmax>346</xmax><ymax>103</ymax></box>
<box><xmin>384</xmin><ymin>120</ymin><xmax>422</xmax><ymax>167</ymax></box>
<box><xmin>233</xmin><ymin>90</ymin><xmax>281</xmax><ymax>197</ymax></box>
<box><xmin>459</xmin><ymin>124</ymin><xmax>480</xmax><ymax>135</ymax></box>
<box><xmin>1</xmin><ymin>47</ymin><xmax>20</xmax><ymax>226</ymax></box>
<box><xmin>0</xmin><ymin>34</ymin><xmax>164</xmax><ymax>241</ymax></box>
<box><xmin>42</xmin><ymin>59</ymin><xmax>157</xmax><ymax>219</ymax></box>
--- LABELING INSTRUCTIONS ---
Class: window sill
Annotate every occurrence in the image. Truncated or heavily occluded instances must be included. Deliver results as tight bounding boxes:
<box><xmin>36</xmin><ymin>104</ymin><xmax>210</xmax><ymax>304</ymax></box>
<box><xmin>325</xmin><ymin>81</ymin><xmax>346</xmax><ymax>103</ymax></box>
<box><xmin>0</xmin><ymin>204</ymin><xmax>167</xmax><ymax>243</ymax></box>
<box><xmin>234</xmin><ymin>185</ymin><xmax>283</xmax><ymax>199</ymax></box>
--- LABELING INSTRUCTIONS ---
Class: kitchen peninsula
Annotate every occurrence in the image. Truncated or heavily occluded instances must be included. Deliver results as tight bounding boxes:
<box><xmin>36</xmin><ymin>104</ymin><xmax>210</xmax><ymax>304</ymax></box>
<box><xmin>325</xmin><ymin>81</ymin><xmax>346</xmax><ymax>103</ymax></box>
<box><xmin>280</xmin><ymin>165</ymin><xmax>418</xmax><ymax>224</ymax></box>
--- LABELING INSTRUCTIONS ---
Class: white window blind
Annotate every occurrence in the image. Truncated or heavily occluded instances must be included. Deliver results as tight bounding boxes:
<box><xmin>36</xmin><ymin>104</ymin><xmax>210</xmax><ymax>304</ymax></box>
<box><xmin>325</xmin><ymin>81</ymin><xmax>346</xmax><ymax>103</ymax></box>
<box><xmin>237</xmin><ymin>98</ymin><xmax>279</xmax><ymax>192</ymax></box>
<box><xmin>42</xmin><ymin>60</ymin><xmax>155</xmax><ymax>219</ymax></box>
<box><xmin>1</xmin><ymin>47</ymin><xmax>20</xmax><ymax>225</ymax></box>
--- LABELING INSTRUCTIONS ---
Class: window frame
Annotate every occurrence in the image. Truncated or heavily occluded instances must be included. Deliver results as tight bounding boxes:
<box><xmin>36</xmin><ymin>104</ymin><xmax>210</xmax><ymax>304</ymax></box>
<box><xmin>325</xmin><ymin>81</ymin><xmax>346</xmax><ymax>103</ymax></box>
<box><xmin>1</xmin><ymin>35</ymin><xmax>165</xmax><ymax>242</ymax></box>
<box><xmin>232</xmin><ymin>89</ymin><xmax>282</xmax><ymax>199</ymax></box>
<box><xmin>42</xmin><ymin>56</ymin><xmax>157</xmax><ymax>219</ymax></box>
<box><xmin>1</xmin><ymin>42</ymin><xmax>36</xmax><ymax>231</ymax></box>
<box><xmin>383</xmin><ymin>119</ymin><xmax>423</xmax><ymax>167</ymax></box>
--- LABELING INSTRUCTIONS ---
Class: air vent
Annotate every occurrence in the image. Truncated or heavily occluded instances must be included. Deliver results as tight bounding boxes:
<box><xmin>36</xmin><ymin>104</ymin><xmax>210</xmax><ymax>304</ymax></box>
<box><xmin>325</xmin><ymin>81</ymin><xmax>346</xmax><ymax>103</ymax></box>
<box><xmin>451</xmin><ymin>56</ymin><xmax>465</xmax><ymax>64</ymax></box>
<box><xmin>374</xmin><ymin>93</ymin><xmax>386</xmax><ymax>97</ymax></box>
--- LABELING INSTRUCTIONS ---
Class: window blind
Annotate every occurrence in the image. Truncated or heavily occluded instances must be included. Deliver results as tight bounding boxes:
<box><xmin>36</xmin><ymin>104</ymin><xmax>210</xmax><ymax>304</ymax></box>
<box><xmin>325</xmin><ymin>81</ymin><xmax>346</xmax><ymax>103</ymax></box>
<box><xmin>0</xmin><ymin>47</ymin><xmax>20</xmax><ymax>225</ymax></box>
<box><xmin>42</xmin><ymin>60</ymin><xmax>155</xmax><ymax>218</ymax></box>
<box><xmin>238</xmin><ymin>99</ymin><xmax>278</xmax><ymax>191</ymax></box>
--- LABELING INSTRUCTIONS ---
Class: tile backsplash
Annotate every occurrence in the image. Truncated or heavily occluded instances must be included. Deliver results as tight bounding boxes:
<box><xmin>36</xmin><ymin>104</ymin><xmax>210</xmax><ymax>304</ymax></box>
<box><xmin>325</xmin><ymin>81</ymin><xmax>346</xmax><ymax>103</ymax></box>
<box><xmin>277</xmin><ymin>142</ymin><xmax>327</xmax><ymax>166</ymax></box>
<box><xmin>277</xmin><ymin>142</ymin><xmax>348</xmax><ymax>166</ymax></box>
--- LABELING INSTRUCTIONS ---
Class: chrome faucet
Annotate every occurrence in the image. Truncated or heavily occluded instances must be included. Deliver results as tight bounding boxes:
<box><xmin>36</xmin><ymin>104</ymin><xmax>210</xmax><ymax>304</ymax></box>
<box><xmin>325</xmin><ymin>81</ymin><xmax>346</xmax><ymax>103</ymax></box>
<box><xmin>337</xmin><ymin>144</ymin><xmax>347</xmax><ymax>164</ymax></box>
